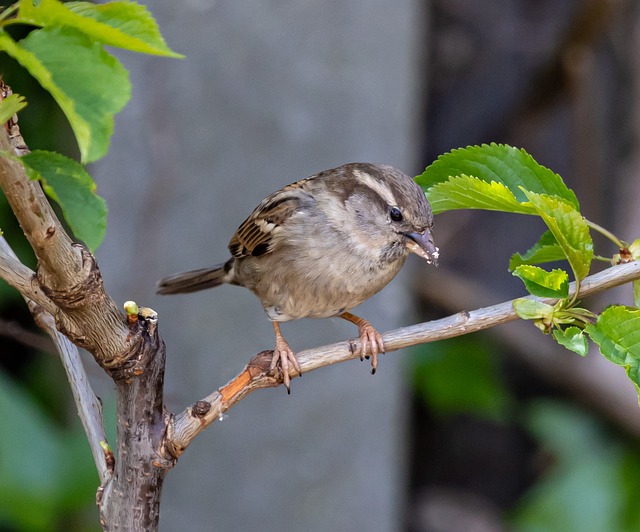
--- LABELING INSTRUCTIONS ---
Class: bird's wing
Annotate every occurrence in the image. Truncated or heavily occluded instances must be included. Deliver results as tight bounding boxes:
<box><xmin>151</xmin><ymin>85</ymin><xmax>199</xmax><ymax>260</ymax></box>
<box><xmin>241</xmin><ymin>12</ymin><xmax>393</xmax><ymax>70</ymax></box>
<box><xmin>228</xmin><ymin>179</ymin><xmax>314</xmax><ymax>258</ymax></box>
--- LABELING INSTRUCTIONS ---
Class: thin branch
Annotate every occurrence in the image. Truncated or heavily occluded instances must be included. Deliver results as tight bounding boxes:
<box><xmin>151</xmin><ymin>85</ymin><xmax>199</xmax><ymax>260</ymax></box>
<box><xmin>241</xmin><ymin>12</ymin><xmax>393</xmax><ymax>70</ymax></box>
<box><xmin>0</xmin><ymin>316</ymin><xmax>55</xmax><ymax>354</ymax></box>
<box><xmin>586</xmin><ymin>219</ymin><xmax>625</xmax><ymax>249</ymax></box>
<box><xmin>416</xmin><ymin>267</ymin><xmax>640</xmax><ymax>437</ymax></box>
<box><xmin>0</xmin><ymin>237</ymin><xmax>59</xmax><ymax>316</ymax></box>
<box><xmin>167</xmin><ymin>260</ymin><xmax>640</xmax><ymax>456</ymax></box>
<box><xmin>0</xmin><ymin>236</ymin><xmax>111</xmax><ymax>482</ymax></box>
<box><xmin>31</xmin><ymin>303</ymin><xmax>112</xmax><ymax>484</ymax></box>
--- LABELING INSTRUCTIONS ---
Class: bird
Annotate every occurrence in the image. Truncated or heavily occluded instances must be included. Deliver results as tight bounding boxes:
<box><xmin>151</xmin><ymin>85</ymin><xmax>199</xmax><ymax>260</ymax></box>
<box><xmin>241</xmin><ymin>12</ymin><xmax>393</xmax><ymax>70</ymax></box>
<box><xmin>157</xmin><ymin>162</ymin><xmax>438</xmax><ymax>391</ymax></box>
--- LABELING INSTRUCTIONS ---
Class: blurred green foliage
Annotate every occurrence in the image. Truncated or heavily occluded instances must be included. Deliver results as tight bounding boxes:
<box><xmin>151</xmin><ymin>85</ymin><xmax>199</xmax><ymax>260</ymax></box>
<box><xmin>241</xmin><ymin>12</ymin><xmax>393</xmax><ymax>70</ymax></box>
<box><xmin>0</xmin><ymin>367</ymin><xmax>101</xmax><ymax>531</ymax></box>
<box><xmin>411</xmin><ymin>336</ymin><xmax>640</xmax><ymax>531</ymax></box>
<box><xmin>411</xmin><ymin>334</ymin><xmax>513</xmax><ymax>422</ymax></box>
<box><xmin>512</xmin><ymin>401</ymin><xmax>640</xmax><ymax>532</ymax></box>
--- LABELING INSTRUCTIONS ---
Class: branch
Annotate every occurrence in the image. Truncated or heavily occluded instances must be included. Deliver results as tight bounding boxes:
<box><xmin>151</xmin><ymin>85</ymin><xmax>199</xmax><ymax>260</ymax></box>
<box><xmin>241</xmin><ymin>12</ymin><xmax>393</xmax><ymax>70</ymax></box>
<box><xmin>0</xmin><ymin>237</ymin><xmax>62</xmax><ymax>316</ymax></box>
<box><xmin>0</xmin><ymin>236</ymin><xmax>112</xmax><ymax>482</ymax></box>
<box><xmin>416</xmin><ymin>266</ymin><xmax>640</xmax><ymax>437</ymax></box>
<box><xmin>0</xmin><ymin>316</ymin><xmax>55</xmax><ymax>354</ymax></box>
<box><xmin>0</xmin><ymin>128</ymin><xmax>130</xmax><ymax>366</ymax></box>
<box><xmin>167</xmin><ymin>260</ymin><xmax>640</xmax><ymax>455</ymax></box>
<box><xmin>32</xmin><ymin>303</ymin><xmax>112</xmax><ymax>484</ymax></box>
<box><xmin>0</xmin><ymin>90</ymin><xmax>170</xmax><ymax>529</ymax></box>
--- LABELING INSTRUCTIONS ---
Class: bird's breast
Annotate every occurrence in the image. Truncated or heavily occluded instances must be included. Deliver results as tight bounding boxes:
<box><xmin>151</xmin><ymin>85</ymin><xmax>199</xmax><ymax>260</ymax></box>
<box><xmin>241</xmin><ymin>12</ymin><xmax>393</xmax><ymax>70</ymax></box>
<box><xmin>236</xmin><ymin>235</ymin><xmax>407</xmax><ymax>321</ymax></box>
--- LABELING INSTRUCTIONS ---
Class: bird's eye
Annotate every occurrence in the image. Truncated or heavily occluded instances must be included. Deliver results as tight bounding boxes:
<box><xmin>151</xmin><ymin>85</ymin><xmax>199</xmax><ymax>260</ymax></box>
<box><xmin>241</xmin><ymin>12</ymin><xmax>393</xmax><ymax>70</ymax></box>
<box><xmin>389</xmin><ymin>207</ymin><xmax>403</xmax><ymax>222</ymax></box>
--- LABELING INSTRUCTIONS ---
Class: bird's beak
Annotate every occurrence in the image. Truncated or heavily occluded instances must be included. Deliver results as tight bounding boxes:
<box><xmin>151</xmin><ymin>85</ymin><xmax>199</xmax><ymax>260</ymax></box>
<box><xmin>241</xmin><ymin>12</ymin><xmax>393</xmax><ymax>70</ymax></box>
<box><xmin>404</xmin><ymin>230</ymin><xmax>439</xmax><ymax>265</ymax></box>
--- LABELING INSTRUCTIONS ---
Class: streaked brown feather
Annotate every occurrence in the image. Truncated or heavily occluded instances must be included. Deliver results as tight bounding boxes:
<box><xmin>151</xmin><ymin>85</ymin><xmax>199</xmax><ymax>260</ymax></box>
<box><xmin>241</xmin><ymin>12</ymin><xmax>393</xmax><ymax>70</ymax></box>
<box><xmin>228</xmin><ymin>179</ymin><xmax>314</xmax><ymax>258</ymax></box>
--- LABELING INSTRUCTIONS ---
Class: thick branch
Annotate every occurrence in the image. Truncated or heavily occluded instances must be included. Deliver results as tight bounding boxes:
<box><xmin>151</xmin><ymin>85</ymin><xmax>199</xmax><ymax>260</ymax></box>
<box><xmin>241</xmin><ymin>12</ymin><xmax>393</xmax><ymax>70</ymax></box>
<box><xmin>1</xmin><ymin>89</ymin><xmax>171</xmax><ymax>531</ymax></box>
<box><xmin>98</xmin><ymin>310</ymin><xmax>174</xmax><ymax>531</ymax></box>
<box><xmin>167</xmin><ymin>261</ymin><xmax>640</xmax><ymax>456</ymax></box>
<box><xmin>0</xmin><ymin>127</ymin><xmax>132</xmax><ymax>366</ymax></box>
<box><xmin>0</xmin><ymin>130</ymin><xmax>82</xmax><ymax>288</ymax></box>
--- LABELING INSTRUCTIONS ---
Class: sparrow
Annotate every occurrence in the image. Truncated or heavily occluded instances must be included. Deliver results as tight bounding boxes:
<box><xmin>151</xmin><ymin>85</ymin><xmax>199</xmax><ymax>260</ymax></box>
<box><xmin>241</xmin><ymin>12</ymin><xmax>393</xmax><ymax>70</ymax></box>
<box><xmin>157</xmin><ymin>162</ymin><xmax>438</xmax><ymax>391</ymax></box>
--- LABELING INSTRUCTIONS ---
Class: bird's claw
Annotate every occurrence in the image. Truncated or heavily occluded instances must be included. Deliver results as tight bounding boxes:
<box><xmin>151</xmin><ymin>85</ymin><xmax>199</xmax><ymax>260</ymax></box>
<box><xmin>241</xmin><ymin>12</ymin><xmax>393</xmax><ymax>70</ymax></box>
<box><xmin>340</xmin><ymin>312</ymin><xmax>385</xmax><ymax>374</ymax></box>
<box><xmin>271</xmin><ymin>337</ymin><xmax>302</xmax><ymax>393</ymax></box>
<box><xmin>357</xmin><ymin>322</ymin><xmax>385</xmax><ymax>375</ymax></box>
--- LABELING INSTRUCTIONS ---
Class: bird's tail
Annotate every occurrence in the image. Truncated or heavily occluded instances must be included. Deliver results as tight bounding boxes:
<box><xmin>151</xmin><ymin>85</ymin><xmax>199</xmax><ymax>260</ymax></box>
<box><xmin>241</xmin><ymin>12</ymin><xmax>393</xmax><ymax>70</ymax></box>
<box><xmin>157</xmin><ymin>259</ymin><xmax>233</xmax><ymax>295</ymax></box>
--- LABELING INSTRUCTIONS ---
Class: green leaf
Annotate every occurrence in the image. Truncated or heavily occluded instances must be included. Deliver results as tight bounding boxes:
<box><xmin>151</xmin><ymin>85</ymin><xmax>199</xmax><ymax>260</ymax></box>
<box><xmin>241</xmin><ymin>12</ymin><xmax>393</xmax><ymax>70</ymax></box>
<box><xmin>634</xmin><ymin>282</ymin><xmax>640</xmax><ymax>309</ymax></box>
<box><xmin>513</xmin><ymin>265</ymin><xmax>569</xmax><ymax>298</ymax></box>
<box><xmin>0</xmin><ymin>27</ymin><xmax>131</xmax><ymax>163</ymax></box>
<box><xmin>20</xmin><ymin>150</ymin><xmax>107</xmax><ymax>251</ymax></box>
<box><xmin>509</xmin><ymin>230</ymin><xmax>567</xmax><ymax>270</ymax></box>
<box><xmin>0</xmin><ymin>93</ymin><xmax>27</xmax><ymax>123</ymax></box>
<box><xmin>513</xmin><ymin>298</ymin><xmax>555</xmax><ymax>321</ymax></box>
<box><xmin>629</xmin><ymin>239</ymin><xmax>640</xmax><ymax>261</ymax></box>
<box><xmin>18</xmin><ymin>0</ymin><xmax>183</xmax><ymax>58</ymax></box>
<box><xmin>424</xmin><ymin>174</ymin><xmax>537</xmax><ymax>215</ymax></box>
<box><xmin>522</xmin><ymin>190</ymin><xmax>593</xmax><ymax>281</ymax></box>
<box><xmin>585</xmin><ymin>306</ymin><xmax>640</xmax><ymax>398</ymax></box>
<box><xmin>416</xmin><ymin>143</ymin><xmax>579</xmax><ymax>210</ymax></box>
<box><xmin>553</xmin><ymin>326</ymin><xmax>588</xmax><ymax>356</ymax></box>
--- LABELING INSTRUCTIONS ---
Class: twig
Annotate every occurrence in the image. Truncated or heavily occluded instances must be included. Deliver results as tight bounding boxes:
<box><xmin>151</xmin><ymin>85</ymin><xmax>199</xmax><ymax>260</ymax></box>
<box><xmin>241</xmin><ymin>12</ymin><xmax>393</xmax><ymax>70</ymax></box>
<box><xmin>31</xmin><ymin>303</ymin><xmax>111</xmax><ymax>484</ymax></box>
<box><xmin>0</xmin><ymin>316</ymin><xmax>55</xmax><ymax>354</ymax></box>
<box><xmin>167</xmin><ymin>260</ymin><xmax>640</xmax><ymax>455</ymax></box>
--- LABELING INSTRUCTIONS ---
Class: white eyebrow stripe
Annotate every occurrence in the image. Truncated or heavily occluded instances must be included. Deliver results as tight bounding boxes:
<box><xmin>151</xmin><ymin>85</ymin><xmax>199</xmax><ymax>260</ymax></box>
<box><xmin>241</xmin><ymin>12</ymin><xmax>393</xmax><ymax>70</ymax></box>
<box><xmin>352</xmin><ymin>169</ymin><xmax>397</xmax><ymax>205</ymax></box>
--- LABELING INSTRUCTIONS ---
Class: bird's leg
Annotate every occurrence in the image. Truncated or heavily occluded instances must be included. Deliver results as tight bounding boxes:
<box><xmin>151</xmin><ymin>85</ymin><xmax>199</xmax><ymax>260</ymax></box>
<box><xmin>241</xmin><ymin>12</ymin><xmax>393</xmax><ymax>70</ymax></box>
<box><xmin>271</xmin><ymin>322</ymin><xmax>303</xmax><ymax>393</ymax></box>
<box><xmin>339</xmin><ymin>311</ymin><xmax>385</xmax><ymax>374</ymax></box>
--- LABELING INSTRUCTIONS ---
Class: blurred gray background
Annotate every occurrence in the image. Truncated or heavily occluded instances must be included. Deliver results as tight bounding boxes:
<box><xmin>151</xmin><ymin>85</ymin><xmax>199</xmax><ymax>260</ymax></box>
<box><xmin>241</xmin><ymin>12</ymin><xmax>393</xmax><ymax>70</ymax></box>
<box><xmin>93</xmin><ymin>1</ymin><xmax>425</xmax><ymax>531</ymax></box>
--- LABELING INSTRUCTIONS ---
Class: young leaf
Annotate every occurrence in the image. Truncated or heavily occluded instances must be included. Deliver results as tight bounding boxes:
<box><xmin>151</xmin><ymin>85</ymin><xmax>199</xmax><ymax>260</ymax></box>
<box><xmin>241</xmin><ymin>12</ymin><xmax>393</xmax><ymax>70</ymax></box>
<box><xmin>585</xmin><ymin>306</ymin><xmax>640</xmax><ymax>398</ymax></box>
<box><xmin>513</xmin><ymin>298</ymin><xmax>555</xmax><ymax>321</ymax></box>
<box><xmin>0</xmin><ymin>27</ymin><xmax>130</xmax><ymax>163</ymax></box>
<box><xmin>513</xmin><ymin>265</ymin><xmax>569</xmax><ymax>298</ymax></box>
<box><xmin>18</xmin><ymin>0</ymin><xmax>183</xmax><ymax>58</ymax></box>
<box><xmin>629</xmin><ymin>239</ymin><xmax>640</xmax><ymax>261</ymax></box>
<box><xmin>509</xmin><ymin>230</ymin><xmax>566</xmax><ymax>270</ymax></box>
<box><xmin>0</xmin><ymin>93</ymin><xmax>27</xmax><ymax>123</ymax></box>
<box><xmin>522</xmin><ymin>190</ymin><xmax>593</xmax><ymax>281</ymax></box>
<box><xmin>553</xmin><ymin>326</ymin><xmax>588</xmax><ymax>356</ymax></box>
<box><xmin>424</xmin><ymin>174</ymin><xmax>537</xmax><ymax>215</ymax></box>
<box><xmin>416</xmin><ymin>143</ymin><xmax>579</xmax><ymax>209</ymax></box>
<box><xmin>20</xmin><ymin>150</ymin><xmax>107</xmax><ymax>251</ymax></box>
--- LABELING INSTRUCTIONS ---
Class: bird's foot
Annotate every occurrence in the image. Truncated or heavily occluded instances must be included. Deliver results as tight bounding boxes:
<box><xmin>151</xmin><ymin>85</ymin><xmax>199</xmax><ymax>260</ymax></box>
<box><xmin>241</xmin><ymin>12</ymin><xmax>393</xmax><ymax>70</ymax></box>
<box><xmin>339</xmin><ymin>312</ymin><xmax>385</xmax><ymax>374</ymax></box>
<box><xmin>270</xmin><ymin>327</ymin><xmax>302</xmax><ymax>393</ymax></box>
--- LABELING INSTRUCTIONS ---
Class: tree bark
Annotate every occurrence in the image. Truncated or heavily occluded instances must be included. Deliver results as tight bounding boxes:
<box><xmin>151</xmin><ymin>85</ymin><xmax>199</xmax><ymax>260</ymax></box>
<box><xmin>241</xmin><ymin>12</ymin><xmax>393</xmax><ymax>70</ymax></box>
<box><xmin>98</xmin><ymin>310</ymin><xmax>174</xmax><ymax>530</ymax></box>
